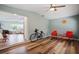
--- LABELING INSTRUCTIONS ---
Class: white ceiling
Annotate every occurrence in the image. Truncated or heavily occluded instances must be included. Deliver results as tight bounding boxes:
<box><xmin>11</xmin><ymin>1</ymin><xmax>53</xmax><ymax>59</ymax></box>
<box><xmin>4</xmin><ymin>4</ymin><xmax>79</xmax><ymax>19</ymax></box>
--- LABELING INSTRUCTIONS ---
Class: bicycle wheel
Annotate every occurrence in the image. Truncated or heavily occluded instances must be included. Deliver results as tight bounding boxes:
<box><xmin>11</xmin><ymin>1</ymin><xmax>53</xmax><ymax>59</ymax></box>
<box><xmin>30</xmin><ymin>34</ymin><xmax>37</xmax><ymax>41</ymax></box>
<box><xmin>39</xmin><ymin>33</ymin><xmax>45</xmax><ymax>39</ymax></box>
<box><xmin>42</xmin><ymin>33</ymin><xmax>45</xmax><ymax>38</ymax></box>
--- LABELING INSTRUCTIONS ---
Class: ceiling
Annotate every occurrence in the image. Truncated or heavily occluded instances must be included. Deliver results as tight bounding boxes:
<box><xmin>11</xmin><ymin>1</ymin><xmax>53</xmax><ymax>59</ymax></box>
<box><xmin>4</xmin><ymin>4</ymin><xmax>79</xmax><ymax>19</ymax></box>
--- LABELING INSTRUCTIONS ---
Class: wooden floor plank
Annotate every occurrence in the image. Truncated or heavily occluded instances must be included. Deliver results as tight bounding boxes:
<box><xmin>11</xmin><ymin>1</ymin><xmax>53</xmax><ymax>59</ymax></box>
<box><xmin>48</xmin><ymin>40</ymin><xmax>66</xmax><ymax>54</ymax></box>
<box><xmin>65</xmin><ymin>40</ymin><xmax>72</xmax><ymax>54</ymax></box>
<box><xmin>60</xmin><ymin>40</ymin><xmax>69</xmax><ymax>54</ymax></box>
<box><xmin>40</xmin><ymin>39</ymin><xmax>61</xmax><ymax>54</ymax></box>
<box><xmin>70</xmin><ymin>41</ymin><xmax>76</xmax><ymax>54</ymax></box>
<box><xmin>73</xmin><ymin>40</ymin><xmax>79</xmax><ymax>54</ymax></box>
<box><xmin>27</xmin><ymin>38</ymin><xmax>51</xmax><ymax>51</ymax></box>
<box><xmin>55</xmin><ymin>40</ymin><xmax>67</xmax><ymax>54</ymax></box>
<box><xmin>27</xmin><ymin>39</ymin><xmax>56</xmax><ymax>54</ymax></box>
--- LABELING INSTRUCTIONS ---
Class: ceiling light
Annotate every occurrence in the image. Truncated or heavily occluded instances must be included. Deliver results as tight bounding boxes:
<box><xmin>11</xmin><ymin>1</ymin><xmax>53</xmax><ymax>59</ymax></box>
<box><xmin>49</xmin><ymin>8</ymin><xmax>55</xmax><ymax>11</ymax></box>
<box><xmin>49</xmin><ymin>8</ymin><xmax>57</xmax><ymax>11</ymax></box>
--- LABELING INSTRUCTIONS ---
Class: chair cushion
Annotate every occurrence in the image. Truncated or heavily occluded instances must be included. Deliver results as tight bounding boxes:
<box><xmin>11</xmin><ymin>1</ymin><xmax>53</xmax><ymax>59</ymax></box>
<box><xmin>66</xmin><ymin>31</ymin><xmax>73</xmax><ymax>38</ymax></box>
<box><xmin>51</xmin><ymin>31</ymin><xmax>57</xmax><ymax>36</ymax></box>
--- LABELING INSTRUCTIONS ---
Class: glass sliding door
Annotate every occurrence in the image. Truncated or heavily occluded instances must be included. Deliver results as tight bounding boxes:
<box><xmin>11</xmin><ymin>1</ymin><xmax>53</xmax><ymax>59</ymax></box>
<box><xmin>0</xmin><ymin>16</ymin><xmax>25</xmax><ymax>46</ymax></box>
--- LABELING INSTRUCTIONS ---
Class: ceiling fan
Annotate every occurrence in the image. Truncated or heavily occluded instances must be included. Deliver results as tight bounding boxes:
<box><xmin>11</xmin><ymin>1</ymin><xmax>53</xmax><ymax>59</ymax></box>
<box><xmin>39</xmin><ymin>4</ymin><xmax>66</xmax><ymax>17</ymax></box>
<box><xmin>49</xmin><ymin>4</ymin><xmax>66</xmax><ymax>11</ymax></box>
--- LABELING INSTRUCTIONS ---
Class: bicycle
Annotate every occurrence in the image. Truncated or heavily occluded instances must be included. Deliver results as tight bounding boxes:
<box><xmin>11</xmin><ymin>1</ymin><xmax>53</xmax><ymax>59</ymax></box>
<box><xmin>29</xmin><ymin>29</ymin><xmax>45</xmax><ymax>41</ymax></box>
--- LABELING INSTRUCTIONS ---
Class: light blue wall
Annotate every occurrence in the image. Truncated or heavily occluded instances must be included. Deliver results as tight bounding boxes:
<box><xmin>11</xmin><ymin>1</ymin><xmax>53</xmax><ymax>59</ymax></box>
<box><xmin>48</xmin><ymin>15</ymin><xmax>79</xmax><ymax>39</ymax></box>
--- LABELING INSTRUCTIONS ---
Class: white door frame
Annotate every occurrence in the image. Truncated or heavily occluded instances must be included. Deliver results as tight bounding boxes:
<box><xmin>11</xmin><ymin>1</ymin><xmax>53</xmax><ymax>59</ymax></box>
<box><xmin>23</xmin><ymin>17</ymin><xmax>29</xmax><ymax>40</ymax></box>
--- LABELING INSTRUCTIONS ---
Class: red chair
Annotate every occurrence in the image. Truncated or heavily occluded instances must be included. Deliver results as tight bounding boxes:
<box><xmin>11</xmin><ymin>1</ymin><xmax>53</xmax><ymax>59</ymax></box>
<box><xmin>66</xmin><ymin>31</ymin><xmax>73</xmax><ymax>38</ymax></box>
<box><xmin>50</xmin><ymin>31</ymin><xmax>58</xmax><ymax>39</ymax></box>
<box><xmin>51</xmin><ymin>31</ymin><xmax>57</xmax><ymax>36</ymax></box>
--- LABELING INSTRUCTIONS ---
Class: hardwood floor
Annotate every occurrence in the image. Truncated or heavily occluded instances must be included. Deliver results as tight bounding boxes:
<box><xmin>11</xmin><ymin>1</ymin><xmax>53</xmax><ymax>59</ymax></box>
<box><xmin>0</xmin><ymin>37</ymin><xmax>79</xmax><ymax>54</ymax></box>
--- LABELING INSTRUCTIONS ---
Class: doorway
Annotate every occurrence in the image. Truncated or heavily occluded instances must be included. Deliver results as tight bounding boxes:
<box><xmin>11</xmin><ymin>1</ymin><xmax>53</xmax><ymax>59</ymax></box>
<box><xmin>0</xmin><ymin>16</ymin><xmax>28</xmax><ymax>49</ymax></box>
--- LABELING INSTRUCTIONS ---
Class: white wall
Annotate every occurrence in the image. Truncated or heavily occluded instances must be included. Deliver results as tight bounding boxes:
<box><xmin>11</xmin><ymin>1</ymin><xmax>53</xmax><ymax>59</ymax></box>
<box><xmin>27</xmin><ymin>13</ymin><xmax>48</xmax><ymax>38</ymax></box>
<box><xmin>0</xmin><ymin>5</ymin><xmax>48</xmax><ymax>40</ymax></box>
